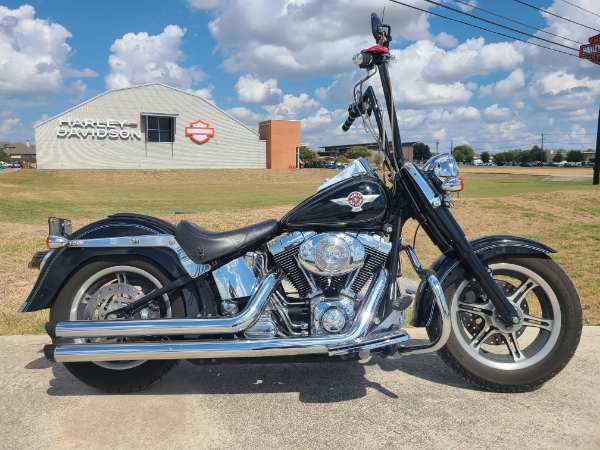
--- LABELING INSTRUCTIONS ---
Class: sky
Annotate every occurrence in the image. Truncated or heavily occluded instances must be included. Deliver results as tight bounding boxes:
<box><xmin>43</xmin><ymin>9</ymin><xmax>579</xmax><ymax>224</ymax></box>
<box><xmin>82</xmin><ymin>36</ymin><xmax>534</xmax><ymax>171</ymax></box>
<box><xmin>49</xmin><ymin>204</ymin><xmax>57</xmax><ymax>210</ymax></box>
<box><xmin>1</xmin><ymin>0</ymin><xmax>600</xmax><ymax>154</ymax></box>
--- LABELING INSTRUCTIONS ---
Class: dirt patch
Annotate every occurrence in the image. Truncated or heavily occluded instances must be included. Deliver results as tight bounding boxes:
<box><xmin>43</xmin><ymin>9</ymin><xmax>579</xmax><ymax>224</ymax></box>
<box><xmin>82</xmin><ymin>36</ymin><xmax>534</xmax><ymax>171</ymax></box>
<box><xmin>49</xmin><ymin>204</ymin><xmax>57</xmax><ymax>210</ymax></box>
<box><xmin>543</xmin><ymin>175</ymin><xmax>593</xmax><ymax>182</ymax></box>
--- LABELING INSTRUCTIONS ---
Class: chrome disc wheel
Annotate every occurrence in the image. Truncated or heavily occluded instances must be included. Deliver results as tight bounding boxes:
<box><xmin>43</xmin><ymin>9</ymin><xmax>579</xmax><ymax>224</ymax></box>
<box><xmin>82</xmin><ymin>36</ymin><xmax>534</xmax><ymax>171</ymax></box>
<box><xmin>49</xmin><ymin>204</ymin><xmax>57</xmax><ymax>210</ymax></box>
<box><xmin>69</xmin><ymin>265</ymin><xmax>172</xmax><ymax>370</ymax></box>
<box><xmin>451</xmin><ymin>262</ymin><xmax>561</xmax><ymax>371</ymax></box>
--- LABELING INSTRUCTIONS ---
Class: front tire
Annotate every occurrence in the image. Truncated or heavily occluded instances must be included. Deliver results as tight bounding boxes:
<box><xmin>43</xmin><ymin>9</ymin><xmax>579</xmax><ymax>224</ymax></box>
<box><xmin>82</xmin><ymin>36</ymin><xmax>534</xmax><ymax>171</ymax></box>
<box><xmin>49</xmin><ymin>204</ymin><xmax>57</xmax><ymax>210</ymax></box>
<box><xmin>50</xmin><ymin>257</ymin><xmax>185</xmax><ymax>393</ymax></box>
<box><xmin>427</xmin><ymin>255</ymin><xmax>582</xmax><ymax>392</ymax></box>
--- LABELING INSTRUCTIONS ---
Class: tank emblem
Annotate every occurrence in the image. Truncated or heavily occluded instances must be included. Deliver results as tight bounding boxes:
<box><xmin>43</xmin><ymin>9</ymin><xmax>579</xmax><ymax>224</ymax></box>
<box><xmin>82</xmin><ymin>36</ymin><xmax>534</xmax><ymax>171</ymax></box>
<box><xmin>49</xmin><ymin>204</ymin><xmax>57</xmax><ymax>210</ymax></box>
<box><xmin>331</xmin><ymin>192</ymin><xmax>379</xmax><ymax>212</ymax></box>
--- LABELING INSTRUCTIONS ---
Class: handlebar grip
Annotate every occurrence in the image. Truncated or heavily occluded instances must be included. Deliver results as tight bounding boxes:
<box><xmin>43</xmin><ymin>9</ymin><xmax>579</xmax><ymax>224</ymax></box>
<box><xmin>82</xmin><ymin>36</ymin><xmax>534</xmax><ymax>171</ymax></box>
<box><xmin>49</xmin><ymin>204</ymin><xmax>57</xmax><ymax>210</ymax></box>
<box><xmin>342</xmin><ymin>116</ymin><xmax>356</xmax><ymax>132</ymax></box>
<box><xmin>342</xmin><ymin>104</ymin><xmax>361</xmax><ymax>132</ymax></box>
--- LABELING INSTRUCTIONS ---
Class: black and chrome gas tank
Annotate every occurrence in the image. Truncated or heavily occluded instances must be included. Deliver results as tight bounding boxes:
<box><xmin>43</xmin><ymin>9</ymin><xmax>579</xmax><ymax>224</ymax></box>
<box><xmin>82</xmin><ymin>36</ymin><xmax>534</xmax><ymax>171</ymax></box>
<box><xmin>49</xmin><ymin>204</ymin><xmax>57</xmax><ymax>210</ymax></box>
<box><xmin>281</xmin><ymin>159</ymin><xmax>390</xmax><ymax>230</ymax></box>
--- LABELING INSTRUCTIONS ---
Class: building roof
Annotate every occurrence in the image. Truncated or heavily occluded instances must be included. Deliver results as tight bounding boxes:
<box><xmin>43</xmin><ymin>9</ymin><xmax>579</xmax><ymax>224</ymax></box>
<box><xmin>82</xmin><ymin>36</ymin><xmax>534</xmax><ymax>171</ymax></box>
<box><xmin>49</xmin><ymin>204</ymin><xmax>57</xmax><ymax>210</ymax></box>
<box><xmin>33</xmin><ymin>82</ymin><xmax>260</xmax><ymax>137</ymax></box>
<box><xmin>319</xmin><ymin>141</ymin><xmax>417</xmax><ymax>154</ymax></box>
<box><xmin>1</xmin><ymin>142</ymin><xmax>36</xmax><ymax>155</ymax></box>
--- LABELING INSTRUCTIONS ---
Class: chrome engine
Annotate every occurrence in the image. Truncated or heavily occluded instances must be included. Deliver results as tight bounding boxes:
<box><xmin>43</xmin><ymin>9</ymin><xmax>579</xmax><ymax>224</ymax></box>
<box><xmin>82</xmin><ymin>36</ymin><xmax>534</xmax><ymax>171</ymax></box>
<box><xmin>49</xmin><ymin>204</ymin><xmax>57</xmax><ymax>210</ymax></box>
<box><xmin>211</xmin><ymin>232</ymin><xmax>391</xmax><ymax>339</ymax></box>
<box><xmin>269</xmin><ymin>232</ymin><xmax>392</xmax><ymax>337</ymax></box>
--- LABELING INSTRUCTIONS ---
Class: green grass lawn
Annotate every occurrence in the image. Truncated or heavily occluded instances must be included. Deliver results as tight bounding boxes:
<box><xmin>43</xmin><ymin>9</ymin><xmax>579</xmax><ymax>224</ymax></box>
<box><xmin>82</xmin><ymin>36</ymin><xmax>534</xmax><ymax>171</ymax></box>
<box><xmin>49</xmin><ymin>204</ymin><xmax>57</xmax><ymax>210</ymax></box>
<box><xmin>0</xmin><ymin>169</ymin><xmax>595</xmax><ymax>224</ymax></box>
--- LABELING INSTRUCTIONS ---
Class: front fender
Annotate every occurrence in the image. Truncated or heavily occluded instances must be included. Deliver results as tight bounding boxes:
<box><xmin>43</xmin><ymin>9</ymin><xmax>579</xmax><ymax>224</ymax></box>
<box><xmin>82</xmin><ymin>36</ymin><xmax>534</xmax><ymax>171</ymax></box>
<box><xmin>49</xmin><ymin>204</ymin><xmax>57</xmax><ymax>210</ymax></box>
<box><xmin>410</xmin><ymin>235</ymin><xmax>556</xmax><ymax>327</ymax></box>
<box><xmin>20</xmin><ymin>214</ymin><xmax>190</xmax><ymax>313</ymax></box>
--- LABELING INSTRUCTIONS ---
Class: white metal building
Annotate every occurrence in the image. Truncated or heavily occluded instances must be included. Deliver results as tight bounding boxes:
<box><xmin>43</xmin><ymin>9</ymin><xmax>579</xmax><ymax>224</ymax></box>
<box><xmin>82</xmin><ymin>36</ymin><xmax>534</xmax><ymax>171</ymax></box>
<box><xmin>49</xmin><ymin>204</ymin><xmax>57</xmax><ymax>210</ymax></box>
<box><xmin>34</xmin><ymin>83</ymin><xmax>266</xmax><ymax>169</ymax></box>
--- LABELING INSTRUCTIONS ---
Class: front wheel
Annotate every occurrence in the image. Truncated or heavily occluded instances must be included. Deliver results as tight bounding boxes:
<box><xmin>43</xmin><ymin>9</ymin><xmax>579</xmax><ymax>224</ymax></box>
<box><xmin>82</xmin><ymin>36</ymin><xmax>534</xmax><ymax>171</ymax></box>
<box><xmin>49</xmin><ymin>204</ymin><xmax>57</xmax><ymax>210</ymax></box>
<box><xmin>427</xmin><ymin>255</ymin><xmax>582</xmax><ymax>392</ymax></box>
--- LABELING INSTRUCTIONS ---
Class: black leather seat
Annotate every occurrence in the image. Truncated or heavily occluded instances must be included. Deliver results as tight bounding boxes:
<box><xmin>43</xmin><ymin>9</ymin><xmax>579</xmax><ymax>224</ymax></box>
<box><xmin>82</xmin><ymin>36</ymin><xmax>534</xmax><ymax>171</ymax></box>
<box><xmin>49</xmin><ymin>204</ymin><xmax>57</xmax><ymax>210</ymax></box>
<box><xmin>174</xmin><ymin>219</ymin><xmax>279</xmax><ymax>264</ymax></box>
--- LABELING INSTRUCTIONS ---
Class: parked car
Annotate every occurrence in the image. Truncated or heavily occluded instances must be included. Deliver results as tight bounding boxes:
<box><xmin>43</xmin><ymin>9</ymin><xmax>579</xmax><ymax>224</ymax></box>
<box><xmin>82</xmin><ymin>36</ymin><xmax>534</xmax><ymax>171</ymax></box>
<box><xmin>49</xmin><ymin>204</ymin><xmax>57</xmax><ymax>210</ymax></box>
<box><xmin>585</xmin><ymin>161</ymin><xmax>595</xmax><ymax>167</ymax></box>
<box><xmin>519</xmin><ymin>162</ymin><xmax>534</xmax><ymax>167</ymax></box>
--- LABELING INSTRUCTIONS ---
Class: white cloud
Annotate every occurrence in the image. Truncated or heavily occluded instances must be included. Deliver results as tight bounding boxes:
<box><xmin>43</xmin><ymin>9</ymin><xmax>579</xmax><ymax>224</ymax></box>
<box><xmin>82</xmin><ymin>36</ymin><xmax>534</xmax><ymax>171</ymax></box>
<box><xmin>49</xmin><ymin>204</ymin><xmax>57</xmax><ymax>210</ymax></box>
<box><xmin>484</xmin><ymin>104</ymin><xmax>513</xmax><ymax>122</ymax></box>
<box><xmin>0</xmin><ymin>5</ymin><xmax>97</xmax><ymax>95</ymax></box>
<box><xmin>264</xmin><ymin>93</ymin><xmax>319</xmax><ymax>118</ymax></box>
<box><xmin>527</xmin><ymin>70</ymin><xmax>600</xmax><ymax>112</ymax></box>
<box><xmin>429</xmin><ymin>106</ymin><xmax>481</xmax><ymax>122</ymax></box>
<box><xmin>105</xmin><ymin>25</ymin><xmax>205</xmax><ymax>90</ymax></box>
<box><xmin>0</xmin><ymin>110</ymin><xmax>20</xmax><ymax>139</ymax></box>
<box><xmin>226</xmin><ymin>106</ymin><xmax>266</xmax><ymax>128</ymax></box>
<box><xmin>32</xmin><ymin>113</ymin><xmax>50</xmax><ymax>127</ymax></box>
<box><xmin>186</xmin><ymin>84</ymin><xmax>216</xmax><ymax>105</ymax></box>
<box><xmin>235</xmin><ymin>75</ymin><xmax>283</xmax><ymax>105</ymax></box>
<box><xmin>301</xmin><ymin>107</ymin><xmax>333</xmax><ymax>132</ymax></box>
<box><xmin>480</xmin><ymin>69</ymin><xmax>526</xmax><ymax>100</ymax></box>
<box><xmin>435</xmin><ymin>32</ymin><xmax>458</xmax><ymax>48</ymax></box>
<box><xmin>387</xmin><ymin>41</ymin><xmax>474</xmax><ymax>109</ymax></box>
<box><xmin>187</xmin><ymin>0</ymin><xmax>220</xmax><ymax>9</ymax></box>
<box><xmin>189</xmin><ymin>0</ymin><xmax>438</xmax><ymax>79</ymax></box>
<box><xmin>66</xmin><ymin>80</ymin><xmax>87</xmax><ymax>100</ymax></box>
<box><xmin>424</xmin><ymin>38</ymin><xmax>524</xmax><ymax>83</ymax></box>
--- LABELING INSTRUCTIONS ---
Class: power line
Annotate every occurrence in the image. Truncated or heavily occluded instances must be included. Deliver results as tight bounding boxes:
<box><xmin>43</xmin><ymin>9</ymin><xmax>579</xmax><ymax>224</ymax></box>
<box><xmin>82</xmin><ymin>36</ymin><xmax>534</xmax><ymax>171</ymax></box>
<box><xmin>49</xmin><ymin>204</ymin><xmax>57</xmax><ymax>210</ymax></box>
<box><xmin>421</xmin><ymin>0</ymin><xmax>579</xmax><ymax>52</ymax></box>
<box><xmin>513</xmin><ymin>0</ymin><xmax>600</xmax><ymax>33</ymax></box>
<box><xmin>387</xmin><ymin>0</ymin><xmax>579</xmax><ymax>58</ymax></box>
<box><xmin>557</xmin><ymin>0</ymin><xmax>600</xmax><ymax>19</ymax></box>
<box><xmin>453</xmin><ymin>0</ymin><xmax>585</xmax><ymax>45</ymax></box>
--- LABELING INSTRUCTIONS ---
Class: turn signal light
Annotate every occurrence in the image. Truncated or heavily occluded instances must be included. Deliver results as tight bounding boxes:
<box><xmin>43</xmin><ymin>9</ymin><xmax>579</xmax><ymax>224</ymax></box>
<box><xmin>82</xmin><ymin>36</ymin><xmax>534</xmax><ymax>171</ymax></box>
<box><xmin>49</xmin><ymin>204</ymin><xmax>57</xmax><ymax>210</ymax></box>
<box><xmin>458</xmin><ymin>176</ymin><xmax>464</xmax><ymax>191</ymax></box>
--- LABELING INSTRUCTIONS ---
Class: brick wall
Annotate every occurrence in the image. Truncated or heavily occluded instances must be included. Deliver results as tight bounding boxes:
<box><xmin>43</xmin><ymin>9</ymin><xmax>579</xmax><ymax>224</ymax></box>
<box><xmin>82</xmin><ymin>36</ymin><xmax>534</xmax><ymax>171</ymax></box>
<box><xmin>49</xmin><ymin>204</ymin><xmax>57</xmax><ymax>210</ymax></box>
<box><xmin>259</xmin><ymin>120</ymin><xmax>301</xmax><ymax>169</ymax></box>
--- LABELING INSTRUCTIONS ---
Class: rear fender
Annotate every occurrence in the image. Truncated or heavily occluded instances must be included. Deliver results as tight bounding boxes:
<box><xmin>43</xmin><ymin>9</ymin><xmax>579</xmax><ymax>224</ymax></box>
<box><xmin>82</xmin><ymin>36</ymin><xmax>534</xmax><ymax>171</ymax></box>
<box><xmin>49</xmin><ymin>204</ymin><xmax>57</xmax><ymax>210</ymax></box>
<box><xmin>410</xmin><ymin>235</ymin><xmax>556</xmax><ymax>327</ymax></box>
<box><xmin>20</xmin><ymin>214</ymin><xmax>200</xmax><ymax>315</ymax></box>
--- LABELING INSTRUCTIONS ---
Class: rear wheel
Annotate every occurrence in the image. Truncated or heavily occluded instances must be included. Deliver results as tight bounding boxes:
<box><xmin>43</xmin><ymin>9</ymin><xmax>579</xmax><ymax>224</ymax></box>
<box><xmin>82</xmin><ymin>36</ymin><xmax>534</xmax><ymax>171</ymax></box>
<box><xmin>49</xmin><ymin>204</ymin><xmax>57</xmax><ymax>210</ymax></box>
<box><xmin>50</xmin><ymin>257</ymin><xmax>185</xmax><ymax>393</ymax></box>
<box><xmin>427</xmin><ymin>255</ymin><xmax>582</xmax><ymax>392</ymax></box>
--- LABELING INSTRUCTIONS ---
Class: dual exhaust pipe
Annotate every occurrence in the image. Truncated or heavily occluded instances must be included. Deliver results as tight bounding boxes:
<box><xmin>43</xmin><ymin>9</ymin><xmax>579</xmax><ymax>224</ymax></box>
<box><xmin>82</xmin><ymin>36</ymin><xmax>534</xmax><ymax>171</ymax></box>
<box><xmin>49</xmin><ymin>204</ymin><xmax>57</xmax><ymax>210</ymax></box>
<box><xmin>44</xmin><ymin>268</ymin><xmax>451</xmax><ymax>363</ymax></box>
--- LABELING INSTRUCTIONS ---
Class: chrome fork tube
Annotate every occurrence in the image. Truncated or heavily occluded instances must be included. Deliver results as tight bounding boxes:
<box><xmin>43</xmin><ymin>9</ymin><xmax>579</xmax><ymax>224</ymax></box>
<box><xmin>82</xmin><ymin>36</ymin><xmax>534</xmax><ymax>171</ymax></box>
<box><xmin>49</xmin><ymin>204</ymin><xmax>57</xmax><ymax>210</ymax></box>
<box><xmin>47</xmin><ymin>268</ymin><xmax>285</xmax><ymax>339</ymax></box>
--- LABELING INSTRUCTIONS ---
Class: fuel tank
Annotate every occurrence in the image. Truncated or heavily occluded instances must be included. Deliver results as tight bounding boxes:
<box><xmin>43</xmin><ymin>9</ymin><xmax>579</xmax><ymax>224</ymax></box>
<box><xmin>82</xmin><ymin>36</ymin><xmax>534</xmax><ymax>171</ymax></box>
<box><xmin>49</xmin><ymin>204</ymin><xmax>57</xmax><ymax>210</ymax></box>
<box><xmin>281</xmin><ymin>172</ymin><xmax>390</xmax><ymax>230</ymax></box>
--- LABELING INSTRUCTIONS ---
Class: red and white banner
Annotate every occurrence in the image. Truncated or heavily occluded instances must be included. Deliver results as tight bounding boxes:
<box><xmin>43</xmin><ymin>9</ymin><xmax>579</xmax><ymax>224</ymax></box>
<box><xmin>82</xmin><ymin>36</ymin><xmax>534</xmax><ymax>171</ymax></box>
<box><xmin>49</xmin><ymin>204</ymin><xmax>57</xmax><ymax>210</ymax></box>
<box><xmin>185</xmin><ymin>119</ymin><xmax>215</xmax><ymax>144</ymax></box>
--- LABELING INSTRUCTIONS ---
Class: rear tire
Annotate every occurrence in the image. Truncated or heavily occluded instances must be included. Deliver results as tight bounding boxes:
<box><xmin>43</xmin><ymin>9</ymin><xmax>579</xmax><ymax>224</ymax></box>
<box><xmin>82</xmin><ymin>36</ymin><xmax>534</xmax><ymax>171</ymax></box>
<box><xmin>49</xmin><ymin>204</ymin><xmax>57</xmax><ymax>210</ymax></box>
<box><xmin>427</xmin><ymin>255</ymin><xmax>582</xmax><ymax>392</ymax></box>
<box><xmin>50</xmin><ymin>256</ymin><xmax>185</xmax><ymax>393</ymax></box>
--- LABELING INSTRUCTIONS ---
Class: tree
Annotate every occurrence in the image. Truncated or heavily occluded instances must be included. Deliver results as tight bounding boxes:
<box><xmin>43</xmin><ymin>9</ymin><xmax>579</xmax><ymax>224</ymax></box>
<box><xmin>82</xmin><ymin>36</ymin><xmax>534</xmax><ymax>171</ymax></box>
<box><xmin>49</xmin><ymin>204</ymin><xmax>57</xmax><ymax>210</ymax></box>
<box><xmin>413</xmin><ymin>142</ymin><xmax>431</xmax><ymax>162</ymax></box>
<box><xmin>494</xmin><ymin>153</ymin><xmax>506</xmax><ymax>165</ymax></box>
<box><xmin>345</xmin><ymin>146</ymin><xmax>371</xmax><ymax>159</ymax></box>
<box><xmin>520</xmin><ymin>150</ymin><xmax>532</xmax><ymax>162</ymax></box>
<box><xmin>566</xmin><ymin>150</ymin><xmax>584</xmax><ymax>162</ymax></box>
<box><xmin>531</xmin><ymin>145</ymin><xmax>545</xmax><ymax>163</ymax></box>
<box><xmin>452</xmin><ymin>144</ymin><xmax>475</xmax><ymax>163</ymax></box>
<box><xmin>373</xmin><ymin>154</ymin><xmax>383</xmax><ymax>168</ymax></box>
<box><xmin>480</xmin><ymin>151</ymin><xmax>490</xmax><ymax>163</ymax></box>
<box><xmin>0</xmin><ymin>149</ymin><xmax>11</xmax><ymax>163</ymax></box>
<box><xmin>299</xmin><ymin>145</ymin><xmax>318</xmax><ymax>162</ymax></box>
<box><xmin>334</xmin><ymin>155</ymin><xmax>350</xmax><ymax>163</ymax></box>
<box><xmin>553</xmin><ymin>150</ymin><xmax>564</xmax><ymax>163</ymax></box>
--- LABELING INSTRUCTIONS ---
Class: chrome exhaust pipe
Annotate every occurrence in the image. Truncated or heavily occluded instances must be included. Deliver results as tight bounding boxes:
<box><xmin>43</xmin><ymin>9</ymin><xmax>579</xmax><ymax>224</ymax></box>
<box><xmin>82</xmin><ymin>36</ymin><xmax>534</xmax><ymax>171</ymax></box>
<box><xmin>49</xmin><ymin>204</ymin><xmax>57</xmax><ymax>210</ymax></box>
<box><xmin>45</xmin><ymin>269</ymin><xmax>389</xmax><ymax>363</ymax></box>
<box><xmin>46</xmin><ymin>268</ymin><xmax>285</xmax><ymax>339</ymax></box>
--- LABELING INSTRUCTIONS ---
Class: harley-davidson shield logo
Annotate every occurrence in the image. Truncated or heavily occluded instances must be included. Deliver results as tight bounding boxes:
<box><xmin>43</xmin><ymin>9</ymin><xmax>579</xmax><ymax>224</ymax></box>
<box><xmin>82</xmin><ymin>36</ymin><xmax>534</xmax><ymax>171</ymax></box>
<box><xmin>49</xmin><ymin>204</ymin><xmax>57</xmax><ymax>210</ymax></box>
<box><xmin>185</xmin><ymin>119</ymin><xmax>215</xmax><ymax>144</ymax></box>
<box><xmin>580</xmin><ymin>34</ymin><xmax>600</xmax><ymax>65</ymax></box>
<box><xmin>331</xmin><ymin>191</ymin><xmax>379</xmax><ymax>212</ymax></box>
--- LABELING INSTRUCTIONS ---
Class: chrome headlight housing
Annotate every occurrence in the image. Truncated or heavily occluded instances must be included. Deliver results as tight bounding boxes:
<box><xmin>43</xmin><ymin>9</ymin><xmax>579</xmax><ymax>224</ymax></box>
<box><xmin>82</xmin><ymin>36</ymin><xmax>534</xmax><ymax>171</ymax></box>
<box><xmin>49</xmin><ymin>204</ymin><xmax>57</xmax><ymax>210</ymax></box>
<box><xmin>422</xmin><ymin>153</ymin><xmax>459</xmax><ymax>181</ymax></box>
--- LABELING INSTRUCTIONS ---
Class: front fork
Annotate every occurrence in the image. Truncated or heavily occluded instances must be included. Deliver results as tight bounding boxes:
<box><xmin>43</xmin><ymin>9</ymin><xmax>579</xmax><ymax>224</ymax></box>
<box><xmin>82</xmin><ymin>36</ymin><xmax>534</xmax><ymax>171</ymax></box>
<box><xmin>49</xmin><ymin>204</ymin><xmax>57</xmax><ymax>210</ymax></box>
<box><xmin>432</xmin><ymin>206</ymin><xmax>520</xmax><ymax>326</ymax></box>
<box><xmin>398</xmin><ymin>165</ymin><xmax>521</xmax><ymax>327</ymax></box>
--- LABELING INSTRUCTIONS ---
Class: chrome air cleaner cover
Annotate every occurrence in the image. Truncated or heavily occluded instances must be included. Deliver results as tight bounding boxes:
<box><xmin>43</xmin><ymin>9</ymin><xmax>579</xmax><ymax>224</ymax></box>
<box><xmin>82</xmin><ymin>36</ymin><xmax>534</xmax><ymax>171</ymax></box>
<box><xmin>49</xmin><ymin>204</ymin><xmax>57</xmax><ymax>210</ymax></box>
<box><xmin>298</xmin><ymin>233</ymin><xmax>365</xmax><ymax>275</ymax></box>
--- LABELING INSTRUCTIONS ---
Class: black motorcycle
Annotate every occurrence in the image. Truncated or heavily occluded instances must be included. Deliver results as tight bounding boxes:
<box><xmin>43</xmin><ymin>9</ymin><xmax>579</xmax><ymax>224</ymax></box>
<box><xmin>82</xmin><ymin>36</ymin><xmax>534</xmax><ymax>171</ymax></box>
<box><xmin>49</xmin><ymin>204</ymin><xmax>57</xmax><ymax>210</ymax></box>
<box><xmin>22</xmin><ymin>13</ymin><xmax>581</xmax><ymax>393</ymax></box>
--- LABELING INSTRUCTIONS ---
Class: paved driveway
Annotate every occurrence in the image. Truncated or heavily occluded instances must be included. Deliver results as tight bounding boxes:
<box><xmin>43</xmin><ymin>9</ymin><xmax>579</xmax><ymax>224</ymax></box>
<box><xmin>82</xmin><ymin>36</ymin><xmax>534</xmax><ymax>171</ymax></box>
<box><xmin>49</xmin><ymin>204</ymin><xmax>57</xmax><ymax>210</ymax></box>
<box><xmin>1</xmin><ymin>328</ymin><xmax>598</xmax><ymax>450</ymax></box>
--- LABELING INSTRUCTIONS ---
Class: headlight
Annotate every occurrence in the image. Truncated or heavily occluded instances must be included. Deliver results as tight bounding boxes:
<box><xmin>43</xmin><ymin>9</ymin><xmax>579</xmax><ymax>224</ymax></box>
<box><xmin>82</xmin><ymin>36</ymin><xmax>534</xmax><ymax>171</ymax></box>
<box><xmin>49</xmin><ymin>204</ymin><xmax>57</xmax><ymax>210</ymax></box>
<box><xmin>422</xmin><ymin>153</ymin><xmax>459</xmax><ymax>181</ymax></box>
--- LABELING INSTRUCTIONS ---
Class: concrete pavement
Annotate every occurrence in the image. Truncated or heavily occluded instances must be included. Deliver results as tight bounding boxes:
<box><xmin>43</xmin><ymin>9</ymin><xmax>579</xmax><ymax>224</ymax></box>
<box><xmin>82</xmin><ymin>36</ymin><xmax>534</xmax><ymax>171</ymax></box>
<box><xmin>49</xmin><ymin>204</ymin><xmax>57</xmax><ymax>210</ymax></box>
<box><xmin>1</xmin><ymin>327</ymin><xmax>599</xmax><ymax>449</ymax></box>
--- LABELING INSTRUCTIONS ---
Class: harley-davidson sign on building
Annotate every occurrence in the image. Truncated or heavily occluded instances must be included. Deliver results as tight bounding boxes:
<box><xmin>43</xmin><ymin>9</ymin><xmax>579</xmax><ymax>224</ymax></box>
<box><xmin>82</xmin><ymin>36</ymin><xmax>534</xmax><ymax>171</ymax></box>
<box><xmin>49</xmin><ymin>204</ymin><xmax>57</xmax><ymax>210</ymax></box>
<box><xmin>34</xmin><ymin>83</ymin><xmax>266</xmax><ymax>169</ymax></box>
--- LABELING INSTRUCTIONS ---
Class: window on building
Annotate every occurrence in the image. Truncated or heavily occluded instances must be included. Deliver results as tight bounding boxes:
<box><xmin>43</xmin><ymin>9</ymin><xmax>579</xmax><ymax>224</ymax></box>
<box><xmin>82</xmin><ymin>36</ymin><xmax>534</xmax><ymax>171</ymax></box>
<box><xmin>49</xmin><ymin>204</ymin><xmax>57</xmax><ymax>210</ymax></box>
<box><xmin>146</xmin><ymin>116</ymin><xmax>174</xmax><ymax>142</ymax></box>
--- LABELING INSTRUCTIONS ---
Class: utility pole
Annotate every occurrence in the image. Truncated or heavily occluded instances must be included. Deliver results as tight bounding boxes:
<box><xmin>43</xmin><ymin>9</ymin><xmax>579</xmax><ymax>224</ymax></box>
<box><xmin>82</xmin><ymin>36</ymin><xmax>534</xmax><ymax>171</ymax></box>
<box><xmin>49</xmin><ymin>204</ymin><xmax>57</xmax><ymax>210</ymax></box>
<box><xmin>594</xmin><ymin>108</ymin><xmax>599</xmax><ymax>185</ymax></box>
<box><xmin>435</xmin><ymin>140</ymin><xmax>440</xmax><ymax>155</ymax></box>
<box><xmin>541</xmin><ymin>133</ymin><xmax>545</xmax><ymax>164</ymax></box>
<box><xmin>450</xmin><ymin>140</ymin><xmax>454</xmax><ymax>154</ymax></box>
